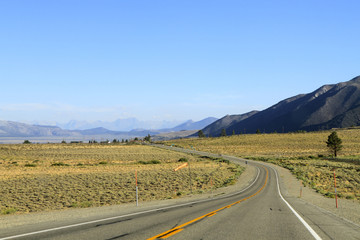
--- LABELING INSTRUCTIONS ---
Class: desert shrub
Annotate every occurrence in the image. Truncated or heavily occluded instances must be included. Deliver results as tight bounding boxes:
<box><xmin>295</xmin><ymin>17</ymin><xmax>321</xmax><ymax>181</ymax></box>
<box><xmin>178</xmin><ymin>158</ymin><xmax>188</xmax><ymax>162</ymax></box>
<box><xmin>24</xmin><ymin>163</ymin><xmax>37</xmax><ymax>167</ymax></box>
<box><xmin>138</xmin><ymin>160</ymin><xmax>161</xmax><ymax>165</ymax></box>
<box><xmin>217</xmin><ymin>158</ymin><xmax>230</xmax><ymax>164</ymax></box>
<box><xmin>346</xmin><ymin>195</ymin><xmax>355</xmax><ymax>199</ymax></box>
<box><xmin>51</xmin><ymin>162</ymin><xmax>70</xmax><ymax>167</ymax></box>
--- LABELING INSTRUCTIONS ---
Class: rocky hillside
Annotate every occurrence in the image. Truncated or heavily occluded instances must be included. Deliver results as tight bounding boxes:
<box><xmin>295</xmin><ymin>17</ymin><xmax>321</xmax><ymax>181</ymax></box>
<box><xmin>203</xmin><ymin>76</ymin><xmax>360</xmax><ymax>136</ymax></box>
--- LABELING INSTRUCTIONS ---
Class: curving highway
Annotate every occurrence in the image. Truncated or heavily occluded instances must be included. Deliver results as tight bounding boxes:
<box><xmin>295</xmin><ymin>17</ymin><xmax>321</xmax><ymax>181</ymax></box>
<box><xmin>0</xmin><ymin>145</ymin><xmax>359</xmax><ymax>240</ymax></box>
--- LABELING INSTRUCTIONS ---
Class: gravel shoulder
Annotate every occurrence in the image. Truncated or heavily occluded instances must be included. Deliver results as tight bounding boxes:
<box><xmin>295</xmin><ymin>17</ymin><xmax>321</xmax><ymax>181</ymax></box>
<box><xmin>270</xmin><ymin>162</ymin><xmax>360</xmax><ymax>226</ymax></box>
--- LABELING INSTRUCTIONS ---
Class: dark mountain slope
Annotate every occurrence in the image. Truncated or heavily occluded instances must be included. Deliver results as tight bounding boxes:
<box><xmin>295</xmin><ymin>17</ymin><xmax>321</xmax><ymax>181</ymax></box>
<box><xmin>205</xmin><ymin>76</ymin><xmax>360</xmax><ymax>136</ymax></box>
<box><xmin>201</xmin><ymin>111</ymin><xmax>259</xmax><ymax>136</ymax></box>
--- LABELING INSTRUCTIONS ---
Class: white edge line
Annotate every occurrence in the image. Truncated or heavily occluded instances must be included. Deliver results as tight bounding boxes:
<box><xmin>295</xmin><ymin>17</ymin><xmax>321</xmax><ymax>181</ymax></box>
<box><xmin>271</xmin><ymin>165</ymin><xmax>322</xmax><ymax>240</ymax></box>
<box><xmin>159</xmin><ymin>145</ymin><xmax>323</xmax><ymax>239</ymax></box>
<box><xmin>0</xmin><ymin>167</ymin><xmax>260</xmax><ymax>240</ymax></box>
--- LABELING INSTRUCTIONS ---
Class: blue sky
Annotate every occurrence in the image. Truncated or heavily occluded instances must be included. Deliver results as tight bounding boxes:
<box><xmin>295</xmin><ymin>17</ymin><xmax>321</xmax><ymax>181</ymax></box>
<box><xmin>1</xmin><ymin>0</ymin><xmax>359</xmax><ymax>124</ymax></box>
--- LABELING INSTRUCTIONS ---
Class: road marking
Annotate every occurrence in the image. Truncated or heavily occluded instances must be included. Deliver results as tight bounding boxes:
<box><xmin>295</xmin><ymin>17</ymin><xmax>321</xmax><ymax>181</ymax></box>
<box><xmin>147</xmin><ymin>169</ymin><xmax>268</xmax><ymax>239</ymax></box>
<box><xmin>158</xmin><ymin>145</ymin><xmax>322</xmax><ymax>240</ymax></box>
<box><xmin>0</xmin><ymin>168</ymin><xmax>260</xmax><ymax>240</ymax></box>
<box><xmin>272</xmin><ymin>166</ymin><xmax>322</xmax><ymax>240</ymax></box>
<box><xmin>156</xmin><ymin>228</ymin><xmax>184</xmax><ymax>239</ymax></box>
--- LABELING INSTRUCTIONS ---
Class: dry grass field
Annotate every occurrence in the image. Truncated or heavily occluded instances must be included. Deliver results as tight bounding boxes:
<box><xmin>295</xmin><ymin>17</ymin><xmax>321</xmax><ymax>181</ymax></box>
<box><xmin>164</xmin><ymin>128</ymin><xmax>360</xmax><ymax>201</ymax></box>
<box><xmin>0</xmin><ymin>144</ymin><xmax>243</xmax><ymax>215</ymax></box>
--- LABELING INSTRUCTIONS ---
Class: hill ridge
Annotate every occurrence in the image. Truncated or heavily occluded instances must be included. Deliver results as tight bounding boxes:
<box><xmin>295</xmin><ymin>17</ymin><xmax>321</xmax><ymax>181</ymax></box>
<box><xmin>203</xmin><ymin>75</ymin><xmax>360</xmax><ymax>136</ymax></box>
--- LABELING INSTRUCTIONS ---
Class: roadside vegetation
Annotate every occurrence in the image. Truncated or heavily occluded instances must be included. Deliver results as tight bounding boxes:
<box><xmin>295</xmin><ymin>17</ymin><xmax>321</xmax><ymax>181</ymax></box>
<box><xmin>163</xmin><ymin>128</ymin><xmax>360</xmax><ymax>201</ymax></box>
<box><xmin>0</xmin><ymin>144</ymin><xmax>243</xmax><ymax>215</ymax></box>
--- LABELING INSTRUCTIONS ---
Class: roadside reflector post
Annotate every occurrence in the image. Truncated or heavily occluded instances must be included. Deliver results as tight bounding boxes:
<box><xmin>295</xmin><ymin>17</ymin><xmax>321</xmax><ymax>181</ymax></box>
<box><xmin>210</xmin><ymin>175</ymin><xmax>213</xmax><ymax>197</ymax></box>
<box><xmin>135</xmin><ymin>169</ymin><xmax>139</xmax><ymax>207</ymax></box>
<box><xmin>189</xmin><ymin>160</ymin><xmax>192</xmax><ymax>194</ymax></box>
<box><xmin>300</xmin><ymin>180</ymin><xmax>302</xmax><ymax>198</ymax></box>
<box><xmin>333</xmin><ymin>168</ymin><xmax>338</xmax><ymax>208</ymax></box>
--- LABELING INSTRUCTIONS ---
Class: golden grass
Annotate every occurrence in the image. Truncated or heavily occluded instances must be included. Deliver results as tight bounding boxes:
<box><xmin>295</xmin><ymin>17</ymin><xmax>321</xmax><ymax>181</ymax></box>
<box><xmin>164</xmin><ymin>129</ymin><xmax>360</xmax><ymax>201</ymax></box>
<box><xmin>0</xmin><ymin>144</ymin><xmax>243</xmax><ymax>214</ymax></box>
<box><xmin>165</xmin><ymin>129</ymin><xmax>360</xmax><ymax>158</ymax></box>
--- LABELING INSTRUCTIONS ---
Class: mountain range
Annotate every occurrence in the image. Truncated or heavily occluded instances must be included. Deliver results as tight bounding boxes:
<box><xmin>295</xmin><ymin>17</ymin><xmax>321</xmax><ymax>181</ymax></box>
<box><xmin>54</xmin><ymin>118</ymin><xmax>184</xmax><ymax>131</ymax></box>
<box><xmin>0</xmin><ymin>117</ymin><xmax>218</xmax><ymax>140</ymax></box>
<box><xmin>201</xmin><ymin>76</ymin><xmax>360</xmax><ymax>136</ymax></box>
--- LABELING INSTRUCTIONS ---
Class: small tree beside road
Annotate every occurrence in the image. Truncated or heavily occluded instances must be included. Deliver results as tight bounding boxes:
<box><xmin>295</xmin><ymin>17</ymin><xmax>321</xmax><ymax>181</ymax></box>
<box><xmin>326</xmin><ymin>131</ymin><xmax>343</xmax><ymax>157</ymax></box>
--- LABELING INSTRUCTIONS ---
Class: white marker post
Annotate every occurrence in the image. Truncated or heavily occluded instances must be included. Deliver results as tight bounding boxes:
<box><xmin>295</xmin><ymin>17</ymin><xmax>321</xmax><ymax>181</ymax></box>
<box><xmin>135</xmin><ymin>169</ymin><xmax>139</xmax><ymax>206</ymax></box>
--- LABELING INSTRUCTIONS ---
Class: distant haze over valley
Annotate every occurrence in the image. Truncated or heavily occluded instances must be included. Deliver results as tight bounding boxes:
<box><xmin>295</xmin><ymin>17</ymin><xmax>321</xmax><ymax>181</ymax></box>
<box><xmin>54</xmin><ymin>118</ymin><xmax>186</xmax><ymax>131</ymax></box>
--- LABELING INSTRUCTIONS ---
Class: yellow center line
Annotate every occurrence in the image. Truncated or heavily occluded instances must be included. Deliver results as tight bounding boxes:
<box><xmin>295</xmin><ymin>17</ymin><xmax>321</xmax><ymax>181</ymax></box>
<box><xmin>147</xmin><ymin>168</ymin><xmax>269</xmax><ymax>239</ymax></box>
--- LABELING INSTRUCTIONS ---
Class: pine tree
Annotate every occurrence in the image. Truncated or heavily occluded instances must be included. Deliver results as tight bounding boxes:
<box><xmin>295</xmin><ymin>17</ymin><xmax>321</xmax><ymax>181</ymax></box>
<box><xmin>221</xmin><ymin>129</ymin><xmax>227</xmax><ymax>137</ymax></box>
<box><xmin>326</xmin><ymin>132</ymin><xmax>343</xmax><ymax>157</ymax></box>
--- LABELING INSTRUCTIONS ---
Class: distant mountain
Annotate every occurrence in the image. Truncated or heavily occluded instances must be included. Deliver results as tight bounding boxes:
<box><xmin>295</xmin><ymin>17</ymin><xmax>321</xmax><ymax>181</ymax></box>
<box><xmin>57</xmin><ymin>118</ymin><xmax>183</xmax><ymax>131</ymax></box>
<box><xmin>0</xmin><ymin>116</ymin><xmax>218</xmax><ymax>141</ymax></box>
<box><xmin>167</xmin><ymin>117</ymin><xmax>218</xmax><ymax>132</ymax></box>
<box><xmin>203</xmin><ymin>76</ymin><xmax>360</xmax><ymax>136</ymax></box>
<box><xmin>152</xmin><ymin>130</ymin><xmax>199</xmax><ymax>141</ymax></box>
<box><xmin>0</xmin><ymin>121</ymin><xmax>81</xmax><ymax>137</ymax></box>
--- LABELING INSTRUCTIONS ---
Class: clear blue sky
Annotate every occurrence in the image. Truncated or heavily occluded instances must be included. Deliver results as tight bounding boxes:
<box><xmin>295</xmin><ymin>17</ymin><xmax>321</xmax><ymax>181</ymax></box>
<box><xmin>1</xmin><ymin>0</ymin><xmax>359</xmax><ymax>124</ymax></box>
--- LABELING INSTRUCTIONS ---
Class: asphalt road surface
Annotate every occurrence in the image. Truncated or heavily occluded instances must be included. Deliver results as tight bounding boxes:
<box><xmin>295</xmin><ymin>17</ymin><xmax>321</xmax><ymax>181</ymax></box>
<box><xmin>1</xmin><ymin>145</ymin><xmax>359</xmax><ymax>240</ymax></box>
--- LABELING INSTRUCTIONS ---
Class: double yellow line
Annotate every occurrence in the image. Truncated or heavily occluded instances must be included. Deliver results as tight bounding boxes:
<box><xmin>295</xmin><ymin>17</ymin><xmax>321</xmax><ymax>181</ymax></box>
<box><xmin>148</xmin><ymin>168</ymin><xmax>269</xmax><ymax>239</ymax></box>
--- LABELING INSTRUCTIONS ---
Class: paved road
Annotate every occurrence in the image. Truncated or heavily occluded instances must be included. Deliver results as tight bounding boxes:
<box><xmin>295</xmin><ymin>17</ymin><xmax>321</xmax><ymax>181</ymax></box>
<box><xmin>1</xmin><ymin>145</ymin><xmax>359</xmax><ymax>240</ymax></box>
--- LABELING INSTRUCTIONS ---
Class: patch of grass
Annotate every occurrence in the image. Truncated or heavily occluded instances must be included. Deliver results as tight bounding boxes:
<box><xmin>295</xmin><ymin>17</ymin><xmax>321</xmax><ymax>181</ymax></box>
<box><xmin>0</xmin><ymin>144</ymin><xmax>242</xmax><ymax>214</ymax></box>
<box><xmin>1</xmin><ymin>207</ymin><xmax>17</xmax><ymax>215</ymax></box>
<box><xmin>71</xmin><ymin>201</ymin><xmax>93</xmax><ymax>208</ymax></box>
